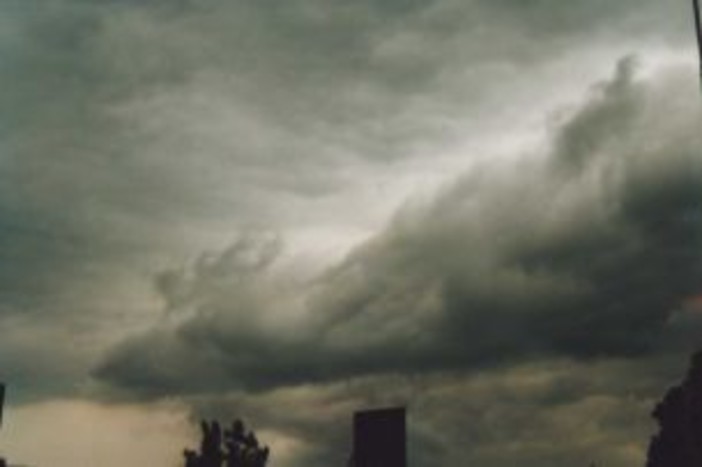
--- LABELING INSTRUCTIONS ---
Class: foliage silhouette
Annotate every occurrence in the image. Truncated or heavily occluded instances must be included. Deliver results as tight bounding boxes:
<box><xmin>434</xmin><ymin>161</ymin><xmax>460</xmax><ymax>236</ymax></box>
<box><xmin>646</xmin><ymin>350</ymin><xmax>702</xmax><ymax>467</ymax></box>
<box><xmin>184</xmin><ymin>419</ymin><xmax>269</xmax><ymax>467</ymax></box>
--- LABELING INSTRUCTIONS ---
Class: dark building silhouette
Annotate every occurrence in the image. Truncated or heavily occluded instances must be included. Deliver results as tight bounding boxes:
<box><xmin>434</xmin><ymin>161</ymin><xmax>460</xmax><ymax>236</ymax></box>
<box><xmin>350</xmin><ymin>407</ymin><xmax>406</xmax><ymax>467</ymax></box>
<box><xmin>646</xmin><ymin>351</ymin><xmax>702</xmax><ymax>467</ymax></box>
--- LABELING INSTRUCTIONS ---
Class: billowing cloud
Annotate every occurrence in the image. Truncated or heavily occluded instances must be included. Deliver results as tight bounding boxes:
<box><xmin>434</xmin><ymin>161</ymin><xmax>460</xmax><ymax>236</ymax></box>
<box><xmin>2</xmin><ymin>1</ymin><xmax>701</xmax><ymax>466</ymax></box>
<box><xmin>95</xmin><ymin>58</ymin><xmax>702</xmax><ymax>398</ymax></box>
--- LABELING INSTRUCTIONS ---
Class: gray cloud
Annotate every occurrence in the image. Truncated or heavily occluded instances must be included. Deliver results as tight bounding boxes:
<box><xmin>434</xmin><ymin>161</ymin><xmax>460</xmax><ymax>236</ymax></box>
<box><xmin>1</xmin><ymin>1</ymin><xmax>699</xmax><ymax>465</ymax></box>
<box><xmin>94</xmin><ymin>58</ymin><xmax>702</xmax><ymax>400</ymax></box>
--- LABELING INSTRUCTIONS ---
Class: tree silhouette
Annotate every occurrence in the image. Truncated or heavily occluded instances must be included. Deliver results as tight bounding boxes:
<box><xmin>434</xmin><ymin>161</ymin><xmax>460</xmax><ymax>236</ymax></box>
<box><xmin>646</xmin><ymin>351</ymin><xmax>702</xmax><ymax>467</ymax></box>
<box><xmin>184</xmin><ymin>419</ymin><xmax>269</xmax><ymax>467</ymax></box>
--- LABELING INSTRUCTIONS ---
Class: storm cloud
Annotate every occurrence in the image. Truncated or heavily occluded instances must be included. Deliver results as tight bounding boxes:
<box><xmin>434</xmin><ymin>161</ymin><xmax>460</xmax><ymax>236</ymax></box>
<box><xmin>95</xmin><ymin>59</ymin><xmax>702</xmax><ymax>396</ymax></box>
<box><xmin>2</xmin><ymin>1</ymin><xmax>701</xmax><ymax>466</ymax></box>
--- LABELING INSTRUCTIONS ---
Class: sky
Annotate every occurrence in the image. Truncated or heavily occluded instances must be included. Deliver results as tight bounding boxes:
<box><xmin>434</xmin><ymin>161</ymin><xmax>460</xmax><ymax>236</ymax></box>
<box><xmin>0</xmin><ymin>0</ymin><xmax>701</xmax><ymax>466</ymax></box>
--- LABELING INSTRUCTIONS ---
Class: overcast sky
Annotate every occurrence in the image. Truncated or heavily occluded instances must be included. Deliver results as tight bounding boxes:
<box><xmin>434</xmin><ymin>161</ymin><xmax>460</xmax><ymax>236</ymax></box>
<box><xmin>0</xmin><ymin>1</ymin><xmax>701</xmax><ymax>466</ymax></box>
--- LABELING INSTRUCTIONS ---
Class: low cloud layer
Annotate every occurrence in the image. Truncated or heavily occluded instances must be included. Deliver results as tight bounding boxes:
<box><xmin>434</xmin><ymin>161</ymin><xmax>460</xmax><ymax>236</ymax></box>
<box><xmin>168</xmin><ymin>356</ymin><xmax>679</xmax><ymax>467</ymax></box>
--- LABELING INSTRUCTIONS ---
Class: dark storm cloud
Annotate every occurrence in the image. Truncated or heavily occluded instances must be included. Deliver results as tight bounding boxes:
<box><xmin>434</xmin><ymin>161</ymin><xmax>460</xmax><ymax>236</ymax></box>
<box><xmin>0</xmin><ymin>1</ymin><xmax>154</xmax><ymax>398</ymax></box>
<box><xmin>3</xmin><ymin>1</ymin><xmax>699</xmax><ymax>465</ymax></box>
<box><xmin>1</xmin><ymin>0</ymin><xmax>692</xmax><ymax>238</ymax></box>
<box><xmin>1</xmin><ymin>0</ymin><xmax>690</xmax><ymax>259</ymax></box>
<box><xmin>94</xmin><ymin>59</ymin><xmax>702</xmax><ymax>398</ymax></box>
<box><xmin>0</xmin><ymin>0</ymin><xmax>697</xmax><ymax>409</ymax></box>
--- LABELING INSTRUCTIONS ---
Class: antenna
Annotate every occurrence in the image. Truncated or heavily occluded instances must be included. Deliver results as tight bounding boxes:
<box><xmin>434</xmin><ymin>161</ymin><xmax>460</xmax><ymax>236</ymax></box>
<box><xmin>694</xmin><ymin>0</ymin><xmax>702</xmax><ymax>88</ymax></box>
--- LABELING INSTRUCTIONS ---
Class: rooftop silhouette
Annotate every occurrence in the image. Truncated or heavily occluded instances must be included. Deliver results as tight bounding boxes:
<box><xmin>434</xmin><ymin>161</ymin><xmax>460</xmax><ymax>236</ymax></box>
<box><xmin>349</xmin><ymin>407</ymin><xmax>406</xmax><ymax>467</ymax></box>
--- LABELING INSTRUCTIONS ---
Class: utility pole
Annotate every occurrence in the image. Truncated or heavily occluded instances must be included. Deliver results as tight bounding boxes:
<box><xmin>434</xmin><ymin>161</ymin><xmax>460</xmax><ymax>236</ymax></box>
<box><xmin>694</xmin><ymin>0</ymin><xmax>702</xmax><ymax>89</ymax></box>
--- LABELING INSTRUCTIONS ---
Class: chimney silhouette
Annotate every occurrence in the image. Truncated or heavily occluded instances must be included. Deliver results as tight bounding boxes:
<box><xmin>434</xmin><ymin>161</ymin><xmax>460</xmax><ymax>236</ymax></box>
<box><xmin>350</xmin><ymin>407</ymin><xmax>406</xmax><ymax>467</ymax></box>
